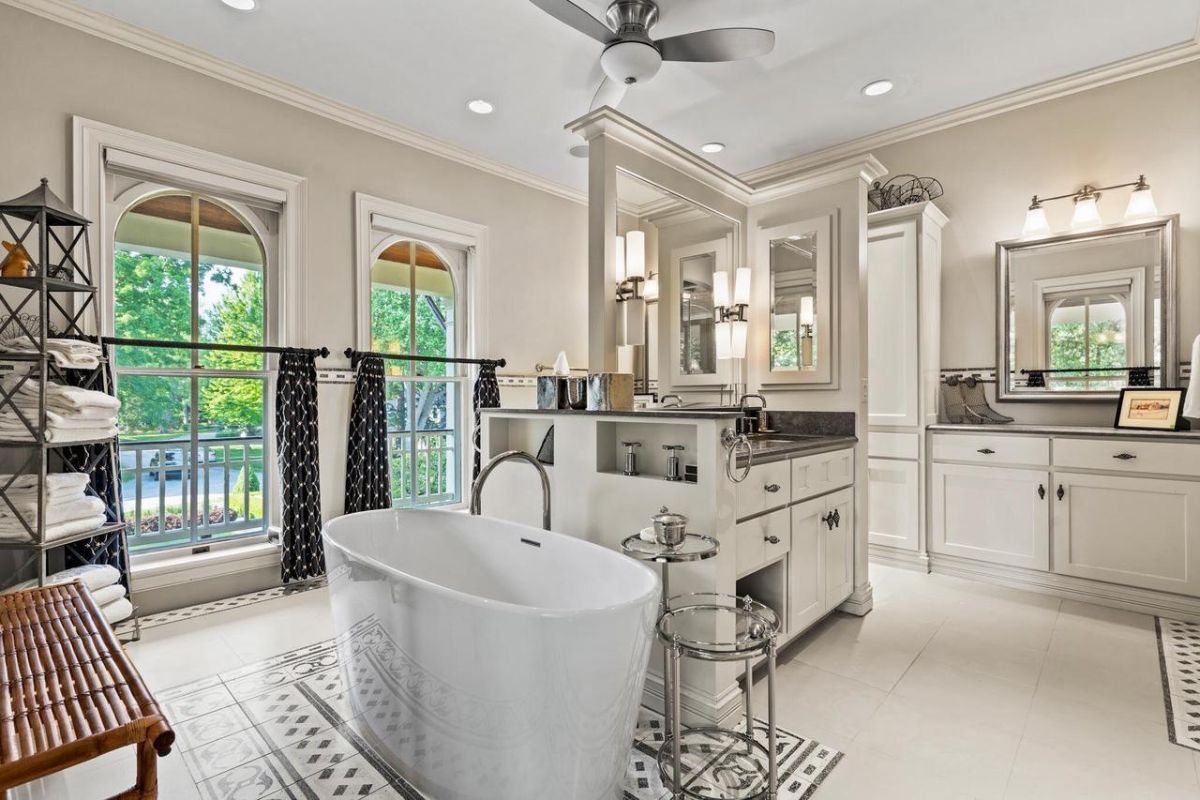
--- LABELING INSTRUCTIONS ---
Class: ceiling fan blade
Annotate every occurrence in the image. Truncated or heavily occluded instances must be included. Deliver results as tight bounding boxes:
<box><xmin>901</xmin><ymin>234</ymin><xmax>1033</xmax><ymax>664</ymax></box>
<box><xmin>590</xmin><ymin>77</ymin><xmax>628</xmax><ymax>111</ymax></box>
<box><xmin>657</xmin><ymin>27</ymin><xmax>775</xmax><ymax>62</ymax></box>
<box><xmin>529</xmin><ymin>0</ymin><xmax>615</xmax><ymax>43</ymax></box>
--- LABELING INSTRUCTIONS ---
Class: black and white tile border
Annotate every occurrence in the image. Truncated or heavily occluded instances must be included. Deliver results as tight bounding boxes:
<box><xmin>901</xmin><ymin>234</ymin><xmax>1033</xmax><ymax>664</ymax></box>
<box><xmin>161</xmin><ymin>633</ymin><xmax>843</xmax><ymax>799</ymax></box>
<box><xmin>112</xmin><ymin>578</ymin><xmax>326</xmax><ymax>635</ymax></box>
<box><xmin>1157</xmin><ymin>616</ymin><xmax>1200</xmax><ymax>752</ymax></box>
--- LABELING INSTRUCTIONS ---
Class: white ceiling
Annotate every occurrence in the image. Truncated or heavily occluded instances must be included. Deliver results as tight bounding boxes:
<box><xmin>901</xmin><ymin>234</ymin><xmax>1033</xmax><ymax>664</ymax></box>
<box><xmin>69</xmin><ymin>0</ymin><xmax>1200</xmax><ymax>190</ymax></box>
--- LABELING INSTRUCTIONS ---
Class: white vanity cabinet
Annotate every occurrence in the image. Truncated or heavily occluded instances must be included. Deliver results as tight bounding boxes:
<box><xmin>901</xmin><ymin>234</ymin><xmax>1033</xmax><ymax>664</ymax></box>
<box><xmin>928</xmin><ymin>426</ymin><xmax>1200</xmax><ymax>615</ymax></box>
<box><xmin>786</xmin><ymin>487</ymin><xmax>855</xmax><ymax>635</ymax></box>
<box><xmin>866</xmin><ymin>203</ymin><xmax>946</xmax><ymax>564</ymax></box>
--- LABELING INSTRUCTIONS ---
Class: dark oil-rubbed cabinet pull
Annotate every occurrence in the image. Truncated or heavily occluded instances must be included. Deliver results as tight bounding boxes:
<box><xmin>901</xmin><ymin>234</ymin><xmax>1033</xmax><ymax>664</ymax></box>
<box><xmin>1038</xmin><ymin>484</ymin><xmax>1046</xmax><ymax>500</ymax></box>
<box><xmin>821</xmin><ymin>512</ymin><xmax>834</xmax><ymax>530</ymax></box>
<box><xmin>764</xmin><ymin>535</ymin><xmax>781</xmax><ymax>545</ymax></box>
<box><xmin>1113</xmin><ymin>452</ymin><xmax>1137</xmax><ymax>461</ymax></box>
<box><xmin>764</xmin><ymin>483</ymin><xmax>781</xmax><ymax>493</ymax></box>
<box><xmin>831</xmin><ymin>509</ymin><xmax>841</xmax><ymax>528</ymax></box>
<box><xmin>1057</xmin><ymin>484</ymin><xmax>1065</xmax><ymax>501</ymax></box>
<box><xmin>977</xmin><ymin>448</ymin><xmax>996</xmax><ymax>455</ymax></box>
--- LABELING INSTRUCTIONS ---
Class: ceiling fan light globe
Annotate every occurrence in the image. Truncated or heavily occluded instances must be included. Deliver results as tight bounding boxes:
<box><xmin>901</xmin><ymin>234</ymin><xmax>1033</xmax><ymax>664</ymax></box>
<box><xmin>601</xmin><ymin>40</ymin><xmax>663</xmax><ymax>86</ymax></box>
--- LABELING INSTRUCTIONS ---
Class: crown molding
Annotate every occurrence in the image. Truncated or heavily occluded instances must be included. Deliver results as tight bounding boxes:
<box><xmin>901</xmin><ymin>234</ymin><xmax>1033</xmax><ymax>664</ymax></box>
<box><xmin>741</xmin><ymin>34</ymin><xmax>1200</xmax><ymax>188</ymax></box>
<box><xmin>1</xmin><ymin>0</ymin><xmax>588</xmax><ymax>207</ymax></box>
<box><xmin>750</xmin><ymin>154</ymin><xmax>887</xmax><ymax>206</ymax></box>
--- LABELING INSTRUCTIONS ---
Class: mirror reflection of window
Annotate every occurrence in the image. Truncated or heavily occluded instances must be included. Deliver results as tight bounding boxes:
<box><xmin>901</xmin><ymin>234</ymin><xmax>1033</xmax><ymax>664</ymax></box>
<box><xmin>770</xmin><ymin>235</ymin><xmax>817</xmax><ymax>372</ymax></box>
<box><xmin>1045</xmin><ymin>292</ymin><xmax>1128</xmax><ymax>391</ymax></box>
<box><xmin>679</xmin><ymin>252</ymin><xmax>715</xmax><ymax>375</ymax></box>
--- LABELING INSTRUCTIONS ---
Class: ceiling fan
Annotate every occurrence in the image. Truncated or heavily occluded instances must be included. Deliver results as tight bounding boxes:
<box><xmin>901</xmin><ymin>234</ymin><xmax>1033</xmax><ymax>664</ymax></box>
<box><xmin>531</xmin><ymin>0</ymin><xmax>776</xmax><ymax>111</ymax></box>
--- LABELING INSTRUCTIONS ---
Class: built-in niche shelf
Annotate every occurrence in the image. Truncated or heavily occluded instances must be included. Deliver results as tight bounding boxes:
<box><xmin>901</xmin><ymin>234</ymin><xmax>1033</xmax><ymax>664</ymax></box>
<box><xmin>487</xmin><ymin>416</ymin><xmax>554</xmax><ymax>464</ymax></box>
<box><xmin>735</xmin><ymin>558</ymin><xmax>788</xmax><ymax>637</ymax></box>
<box><xmin>595</xmin><ymin>420</ymin><xmax>698</xmax><ymax>483</ymax></box>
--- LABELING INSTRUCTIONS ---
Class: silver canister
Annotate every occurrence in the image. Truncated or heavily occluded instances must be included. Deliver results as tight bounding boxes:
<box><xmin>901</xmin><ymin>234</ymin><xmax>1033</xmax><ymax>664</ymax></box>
<box><xmin>651</xmin><ymin>506</ymin><xmax>688</xmax><ymax>547</ymax></box>
<box><xmin>564</xmin><ymin>376</ymin><xmax>588</xmax><ymax>409</ymax></box>
<box><xmin>536</xmin><ymin>376</ymin><xmax>565</xmax><ymax>409</ymax></box>
<box><xmin>586</xmin><ymin>372</ymin><xmax>634</xmax><ymax>411</ymax></box>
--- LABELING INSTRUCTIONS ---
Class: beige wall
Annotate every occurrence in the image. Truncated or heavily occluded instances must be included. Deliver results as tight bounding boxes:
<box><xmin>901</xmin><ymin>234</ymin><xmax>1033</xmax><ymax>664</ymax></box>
<box><xmin>873</xmin><ymin>60</ymin><xmax>1200</xmax><ymax>425</ymax></box>
<box><xmin>0</xmin><ymin>4</ymin><xmax>588</xmax><ymax>516</ymax></box>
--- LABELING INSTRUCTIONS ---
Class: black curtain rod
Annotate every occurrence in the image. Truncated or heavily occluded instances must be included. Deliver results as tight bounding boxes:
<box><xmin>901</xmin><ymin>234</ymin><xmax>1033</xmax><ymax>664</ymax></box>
<box><xmin>101</xmin><ymin>336</ymin><xmax>330</xmax><ymax>358</ymax></box>
<box><xmin>343</xmin><ymin>348</ymin><xmax>506</xmax><ymax>369</ymax></box>
<box><xmin>1020</xmin><ymin>366</ymin><xmax>1160</xmax><ymax>374</ymax></box>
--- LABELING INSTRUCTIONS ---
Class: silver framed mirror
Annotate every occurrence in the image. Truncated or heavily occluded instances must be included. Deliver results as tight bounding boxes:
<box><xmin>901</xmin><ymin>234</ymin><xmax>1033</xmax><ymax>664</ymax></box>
<box><xmin>997</xmin><ymin>215</ymin><xmax>1178</xmax><ymax>401</ymax></box>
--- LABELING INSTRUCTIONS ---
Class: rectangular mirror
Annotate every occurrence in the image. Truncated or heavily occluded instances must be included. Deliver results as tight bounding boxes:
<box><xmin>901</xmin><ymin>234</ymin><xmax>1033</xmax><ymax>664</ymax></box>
<box><xmin>757</xmin><ymin>214</ymin><xmax>834</xmax><ymax>386</ymax></box>
<box><xmin>998</xmin><ymin>216</ymin><xmax>1177</xmax><ymax>400</ymax></box>
<box><xmin>616</xmin><ymin>169</ymin><xmax>736</xmax><ymax>391</ymax></box>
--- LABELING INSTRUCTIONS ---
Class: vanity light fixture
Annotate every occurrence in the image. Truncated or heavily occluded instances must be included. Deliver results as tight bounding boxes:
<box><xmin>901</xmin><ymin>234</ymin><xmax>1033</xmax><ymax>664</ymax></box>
<box><xmin>221</xmin><ymin>0</ymin><xmax>257</xmax><ymax>9</ymax></box>
<box><xmin>861</xmin><ymin>79</ymin><xmax>894</xmax><ymax>97</ymax></box>
<box><xmin>712</xmin><ymin>268</ymin><xmax>750</xmax><ymax>359</ymax></box>
<box><xmin>700</xmin><ymin>142</ymin><xmax>725</xmax><ymax>154</ymax></box>
<box><xmin>467</xmin><ymin>99</ymin><xmax>495</xmax><ymax>115</ymax></box>
<box><xmin>615</xmin><ymin>231</ymin><xmax>648</xmax><ymax>345</ymax></box>
<box><xmin>1021</xmin><ymin>175</ymin><xmax>1157</xmax><ymax>236</ymax></box>
<box><xmin>644</xmin><ymin>273</ymin><xmax>659</xmax><ymax>303</ymax></box>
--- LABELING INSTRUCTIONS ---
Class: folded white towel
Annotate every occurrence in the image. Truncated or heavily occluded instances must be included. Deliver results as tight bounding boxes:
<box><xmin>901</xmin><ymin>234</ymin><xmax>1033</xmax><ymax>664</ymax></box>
<box><xmin>0</xmin><ymin>408</ymin><xmax>117</xmax><ymax>430</ymax></box>
<box><xmin>100</xmin><ymin>596</ymin><xmax>134</xmax><ymax>625</ymax></box>
<box><xmin>90</xmin><ymin>583</ymin><xmax>126</xmax><ymax>607</ymax></box>
<box><xmin>1185</xmin><ymin>334</ymin><xmax>1200</xmax><ymax>419</ymax></box>
<box><xmin>0</xmin><ymin>472</ymin><xmax>91</xmax><ymax>494</ymax></box>
<box><xmin>6</xmin><ymin>379</ymin><xmax>120</xmax><ymax>411</ymax></box>
<box><xmin>3</xmin><ymin>563</ymin><xmax>121</xmax><ymax>594</ymax></box>
<box><xmin>0</xmin><ymin>496</ymin><xmax>105</xmax><ymax>526</ymax></box>
<box><xmin>0</xmin><ymin>513</ymin><xmax>108</xmax><ymax>543</ymax></box>
<box><xmin>0</xmin><ymin>422</ymin><xmax>117</xmax><ymax>443</ymax></box>
<box><xmin>4</xmin><ymin>340</ymin><xmax>101</xmax><ymax>369</ymax></box>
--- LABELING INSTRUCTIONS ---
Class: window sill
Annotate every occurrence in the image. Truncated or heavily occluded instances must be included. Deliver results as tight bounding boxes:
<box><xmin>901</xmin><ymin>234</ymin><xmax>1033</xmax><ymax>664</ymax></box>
<box><xmin>131</xmin><ymin>533</ymin><xmax>280</xmax><ymax>592</ymax></box>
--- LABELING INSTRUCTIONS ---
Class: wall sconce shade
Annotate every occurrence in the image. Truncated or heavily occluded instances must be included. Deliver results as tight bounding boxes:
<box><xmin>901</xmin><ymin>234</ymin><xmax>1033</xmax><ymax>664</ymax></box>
<box><xmin>1070</xmin><ymin>194</ymin><xmax>1102</xmax><ymax>230</ymax></box>
<box><xmin>715</xmin><ymin>320</ymin><xmax>732</xmax><ymax>360</ymax></box>
<box><xmin>1125</xmin><ymin>177</ymin><xmax>1157</xmax><ymax>219</ymax></box>
<box><xmin>712</xmin><ymin>270</ymin><xmax>731</xmax><ymax>309</ymax></box>
<box><xmin>625</xmin><ymin>230</ymin><xmax>645</xmax><ymax>280</ymax></box>
<box><xmin>615</xmin><ymin>235</ymin><xmax>626</xmax><ymax>282</ymax></box>
<box><xmin>644</xmin><ymin>273</ymin><xmax>659</xmax><ymax>302</ymax></box>
<box><xmin>799</xmin><ymin>295</ymin><xmax>815</xmax><ymax>327</ymax></box>
<box><xmin>1022</xmin><ymin>202</ymin><xmax>1050</xmax><ymax>237</ymax></box>
<box><xmin>730</xmin><ymin>320</ymin><xmax>748</xmax><ymax>359</ymax></box>
<box><xmin>733</xmin><ymin>267</ymin><xmax>752</xmax><ymax>306</ymax></box>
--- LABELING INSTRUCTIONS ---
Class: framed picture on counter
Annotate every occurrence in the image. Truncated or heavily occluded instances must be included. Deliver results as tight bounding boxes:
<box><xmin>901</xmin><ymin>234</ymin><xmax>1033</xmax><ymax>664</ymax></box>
<box><xmin>1114</xmin><ymin>388</ymin><xmax>1187</xmax><ymax>431</ymax></box>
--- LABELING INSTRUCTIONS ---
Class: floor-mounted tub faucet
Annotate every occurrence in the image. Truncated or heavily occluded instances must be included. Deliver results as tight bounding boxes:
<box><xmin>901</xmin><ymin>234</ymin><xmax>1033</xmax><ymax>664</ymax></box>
<box><xmin>469</xmin><ymin>449</ymin><xmax>552</xmax><ymax>531</ymax></box>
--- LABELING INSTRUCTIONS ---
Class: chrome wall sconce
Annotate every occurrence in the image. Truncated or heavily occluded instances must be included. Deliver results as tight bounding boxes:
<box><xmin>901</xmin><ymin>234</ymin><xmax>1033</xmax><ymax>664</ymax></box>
<box><xmin>714</xmin><ymin>267</ymin><xmax>751</xmax><ymax>360</ymax></box>
<box><xmin>615</xmin><ymin>230</ymin><xmax>647</xmax><ymax>346</ymax></box>
<box><xmin>1022</xmin><ymin>174</ymin><xmax>1157</xmax><ymax>237</ymax></box>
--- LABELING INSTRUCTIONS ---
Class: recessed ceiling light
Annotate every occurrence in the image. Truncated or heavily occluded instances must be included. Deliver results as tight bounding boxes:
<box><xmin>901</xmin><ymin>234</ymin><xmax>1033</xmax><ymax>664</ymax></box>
<box><xmin>700</xmin><ymin>142</ymin><xmax>725</xmax><ymax>154</ymax></box>
<box><xmin>221</xmin><ymin>0</ymin><xmax>257</xmax><ymax>10</ymax></box>
<box><xmin>467</xmin><ymin>99</ymin><xmax>495</xmax><ymax>115</ymax></box>
<box><xmin>861</xmin><ymin>79</ymin><xmax>894</xmax><ymax>97</ymax></box>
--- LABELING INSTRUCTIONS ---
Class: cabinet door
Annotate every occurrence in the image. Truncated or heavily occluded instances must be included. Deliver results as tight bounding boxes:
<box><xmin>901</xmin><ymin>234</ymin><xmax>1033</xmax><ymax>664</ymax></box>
<box><xmin>1052</xmin><ymin>473</ymin><xmax>1200</xmax><ymax>596</ymax></box>
<box><xmin>788</xmin><ymin>496</ymin><xmax>826</xmax><ymax>635</ymax></box>
<box><xmin>867</xmin><ymin>221</ymin><xmax>919</xmax><ymax>427</ymax></box>
<box><xmin>931</xmin><ymin>463</ymin><xmax>1050</xmax><ymax>570</ymax></box>
<box><xmin>868</xmin><ymin>458</ymin><xmax>918</xmax><ymax>551</ymax></box>
<box><xmin>824</xmin><ymin>488</ymin><xmax>855</xmax><ymax>609</ymax></box>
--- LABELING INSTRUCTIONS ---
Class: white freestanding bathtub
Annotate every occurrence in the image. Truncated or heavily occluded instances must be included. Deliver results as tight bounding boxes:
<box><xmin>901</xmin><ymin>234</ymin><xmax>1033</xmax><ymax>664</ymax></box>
<box><xmin>322</xmin><ymin>508</ymin><xmax>659</xmax><ymax>800</ymax></box>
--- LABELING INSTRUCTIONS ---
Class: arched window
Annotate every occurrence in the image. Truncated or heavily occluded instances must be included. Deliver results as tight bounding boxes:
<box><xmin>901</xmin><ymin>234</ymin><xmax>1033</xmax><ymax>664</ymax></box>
<box><xmin>113</xmin><ymin>190</ymin><xmax>273</xmax><ymax>551</ymax></box>
<box><xmin>370</xmin><ymin>238</ymin><xmax>465</xmax><ymax>507</ymax></box>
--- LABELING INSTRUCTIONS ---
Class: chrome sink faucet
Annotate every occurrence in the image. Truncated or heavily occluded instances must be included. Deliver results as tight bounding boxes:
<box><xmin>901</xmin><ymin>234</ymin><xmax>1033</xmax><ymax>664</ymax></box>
<box><xmin>469</xmin><ymin>449</ymin><xmax>552</xmax><ymax>531</ymax></box>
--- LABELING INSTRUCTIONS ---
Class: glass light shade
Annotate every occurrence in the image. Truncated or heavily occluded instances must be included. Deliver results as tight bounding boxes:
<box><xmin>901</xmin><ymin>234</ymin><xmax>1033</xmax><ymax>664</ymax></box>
<box><xmin>799</xmin><ymin>295</ymin><xmax>815</xmax><ymax>327</ymax></box>
<box><xmin>1125</xmin><ymin>187</ymin><xmax>1157</xmax><ymax>220</ymax></box>
<box><xmin>714</xmin><ymin>320</ymin><xmax>732</xmax><ymax>360</ymax></box>
<box><xmin>730</xmin><ymin>320</ymin><xmax>748</xmax><ymax>359</ymax></box>
<box><xmin>1022</xmin><ymin>206</ymin><xmax>1050</xmax><ymax>237</ymax></box>
<box><xmin>712</xmin><ymin>271</ymin><xmax>731</xmax><ymax>309</ymax></box>
<box><xmin>1070</xmin><ymin>196</ymin><xmax>1102</xmax><ymax>229</ymax></box>
<box><xmin>614</xmin><ymin>235</ymin><xmax>626</xmax><ymax>282</ymax></box>
<box><xmin>622</xmin><ymin>297</ymin><xmax>646</xmax><ymax>346</ymax></box>
<box><xmin>625</xmin><ymin>230</ymin><xmax>646</xmax><ymax>280</ymax></box>
<box><xmin>733</xmin><ymin>267</ymin><xmax>752</xmax><ymax>306</ymax></box>
<box><xmin>644</xmin><ymin>274</ymin><xmax>659</xmax><ymax>302</ymax></box>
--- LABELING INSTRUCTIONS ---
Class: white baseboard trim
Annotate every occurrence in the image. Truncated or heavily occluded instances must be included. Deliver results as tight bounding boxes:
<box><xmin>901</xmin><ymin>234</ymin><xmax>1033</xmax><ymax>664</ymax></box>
<box><xmin>641</xmin><ymin>669</ymin><xmax>744</xmax><ymax>729</ymax></box>
<box><xmin>869</xmin><ymin>544</ymin><xmax>931</xmax><ymax>573</ymax></box>
<box><xmin>929</xmin><ymin>552</ymin><xmax>1200</xmax><ymax>622</ymax></box>
<box><xmin>838</xmin><ymin>584</ymin><xmax>874</xmax><ymax>616</ymax></box>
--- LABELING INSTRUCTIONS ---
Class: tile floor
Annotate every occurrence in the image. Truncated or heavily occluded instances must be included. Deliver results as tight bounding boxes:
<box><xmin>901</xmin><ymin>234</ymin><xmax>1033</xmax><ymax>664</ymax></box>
<box><xmin>10</xmin><ymin>564</ymin><xmax>1198</xmax><ymax>800</ymax></box>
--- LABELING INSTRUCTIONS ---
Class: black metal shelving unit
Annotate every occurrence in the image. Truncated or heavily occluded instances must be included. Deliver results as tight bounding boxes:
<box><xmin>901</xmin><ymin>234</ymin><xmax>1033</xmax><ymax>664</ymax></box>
<box><xmin>0</xmin><ymin>179</ymin><xmax>136</xmax><ymax>638</ymax></box>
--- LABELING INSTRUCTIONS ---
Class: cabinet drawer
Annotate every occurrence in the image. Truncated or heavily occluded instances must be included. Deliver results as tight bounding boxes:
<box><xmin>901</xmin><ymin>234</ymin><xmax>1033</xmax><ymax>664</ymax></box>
<box><xmin>792</xmin><ymin>448</ymin><xmax>854</xmax><ymax>502</ymax></box>
<box><xmin>932</xmin><ymin>433</ymin><xmax>1049</xmax><ymax>467</ymax></box>
<box><xmin>735</xmin><ymin>459</ymin><xmax>790</xmax><ymax>521</ymax></box>
<box><xmin>868</xmin><ymin>431</ymin><xmax>919</xmax><ymax>460</ymax></box>
<box><xmin>1054</xmin><ymin>437</ymin><xmax>1200</xmax><ymax>478</ymax></box>
<box><xmin>735</xmin><ymin>507</ymin><xmax>790</xmax><ymax>577</ymax></box>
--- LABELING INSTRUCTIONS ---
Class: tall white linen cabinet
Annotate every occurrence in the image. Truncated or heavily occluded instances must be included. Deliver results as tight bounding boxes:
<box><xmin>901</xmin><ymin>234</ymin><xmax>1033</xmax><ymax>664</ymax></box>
<box><xmin>866</xmin><ymin>202</ymin><xmax>948</xmax><ymax>568</ymax></box>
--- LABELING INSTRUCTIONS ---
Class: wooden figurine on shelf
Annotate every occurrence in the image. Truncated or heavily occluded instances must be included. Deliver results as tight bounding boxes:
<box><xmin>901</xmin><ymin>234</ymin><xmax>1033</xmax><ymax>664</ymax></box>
<box><xmin>1</xmin><ymin>240</ymin><xmax>32</xmax><ymax>277</ymax></box>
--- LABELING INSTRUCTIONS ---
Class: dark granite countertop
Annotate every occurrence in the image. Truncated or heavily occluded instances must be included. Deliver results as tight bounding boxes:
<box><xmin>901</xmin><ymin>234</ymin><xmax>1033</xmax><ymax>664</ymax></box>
<box><xmin>928</xmin><ymin>423</ymin><xmax>1200</xmax><ymax>441</ymax></box>
<box><xmin>481</xmin><ymin>407</ymin><xmax>743</xmax><ymax>419</ymax></box>
<box><xmin>737</xmin><ymin>434</ymin><xmax>858</xmax><ymax>466</ymax></box>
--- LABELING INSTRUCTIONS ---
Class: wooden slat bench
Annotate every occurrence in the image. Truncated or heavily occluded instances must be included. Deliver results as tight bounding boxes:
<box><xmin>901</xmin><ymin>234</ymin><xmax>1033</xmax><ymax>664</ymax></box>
<box><xmin>0</xmin><ymin>581</ymin><xmax>173</xmax><ymax>798</ymax></box>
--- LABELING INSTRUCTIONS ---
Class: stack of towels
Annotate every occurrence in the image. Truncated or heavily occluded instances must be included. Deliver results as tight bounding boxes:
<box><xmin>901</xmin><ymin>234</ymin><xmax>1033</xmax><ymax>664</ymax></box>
<box><xmin>0</xmin><ymin>377</ymin><xmax>119</xmax><ymax>443</ymax></box>
<box><xmin>0</xmin><ymin>472</ymin><xmax>107</xmax><ymax>543</ymax></box>
<box><xmin>3</xmin><ymin>563</ymin><xmax>132</xmax><ymax>624</ymax></box>
<box><xmin>3</xmin><ymin>337</ymin><xmax>102</xmax><ymax>369</ymax></box>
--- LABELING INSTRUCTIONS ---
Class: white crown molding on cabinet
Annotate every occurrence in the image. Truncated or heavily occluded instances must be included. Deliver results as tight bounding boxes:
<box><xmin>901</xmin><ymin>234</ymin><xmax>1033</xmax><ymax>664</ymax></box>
<box><xmin>2</xmin><ymin>0</ymin><xmax>590</xmax><ymax>207</ymax></box>
<box><xmin>8</xmin><ymin>0</ymin><xmax>1200</xmax><ymax>204</ymax></box>
<box><xmin>741</xmin><ymin>32</ymin><xmax>1200</xmax><ymax>188</ymax></box>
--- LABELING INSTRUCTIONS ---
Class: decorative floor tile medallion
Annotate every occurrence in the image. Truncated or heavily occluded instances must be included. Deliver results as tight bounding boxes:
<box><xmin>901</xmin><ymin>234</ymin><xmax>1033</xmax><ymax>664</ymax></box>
<box><xmin>162</xmin><ymin>619</ymin><xmax>843</xmax><ymax>799</ymax></box>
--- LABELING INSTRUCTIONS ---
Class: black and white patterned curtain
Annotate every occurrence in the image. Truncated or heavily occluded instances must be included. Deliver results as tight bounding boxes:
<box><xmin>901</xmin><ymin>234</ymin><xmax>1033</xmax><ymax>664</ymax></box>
<box><xmin>344</xmin><ymin>354</ymin><xmax>391</xmax><ymax>513</ymax></box>
<box><xmin>61</xmin><ymin>344</ymin><xmax>127</xmax><ymax>586</ymax></box>
<box><xmin>276</xmin><ymin>349</ymin><xmax>324</xmax><ymax>584</ymax></box>
<box><xmin>472</xmin><ymin>363</ymin><xmax>500</xmax><ymax>481</ymax></box>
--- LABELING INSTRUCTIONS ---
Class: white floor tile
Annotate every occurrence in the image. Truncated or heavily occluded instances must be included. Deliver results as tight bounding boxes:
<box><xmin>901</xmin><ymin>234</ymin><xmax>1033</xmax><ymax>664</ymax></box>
<box><xmin>889</xmin><ymin>653</ymin><xmax>1036</xmax><ymax>736</ymax></box>
<box><xmin>1004</xmin><ymin>735</ymin><xmax>1199</xmax><ymax>800</ymax></box>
